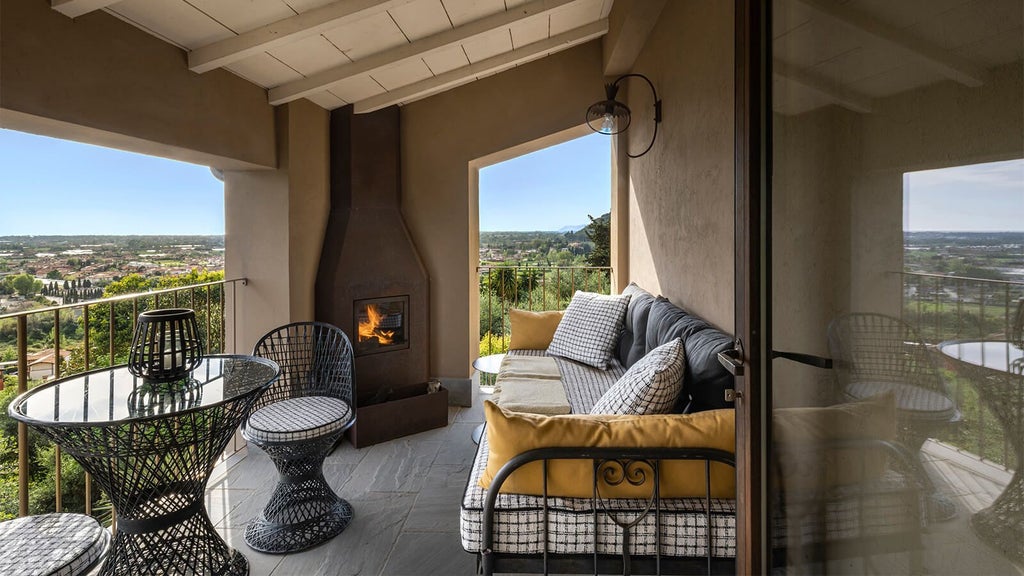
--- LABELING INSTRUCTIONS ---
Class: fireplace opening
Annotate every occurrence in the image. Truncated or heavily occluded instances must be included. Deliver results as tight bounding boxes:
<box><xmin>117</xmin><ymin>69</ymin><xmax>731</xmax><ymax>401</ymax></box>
<box><xmin>354</xmin><ymin>296</ymin><xmax>410</xmax><ymax>356</ymax></box>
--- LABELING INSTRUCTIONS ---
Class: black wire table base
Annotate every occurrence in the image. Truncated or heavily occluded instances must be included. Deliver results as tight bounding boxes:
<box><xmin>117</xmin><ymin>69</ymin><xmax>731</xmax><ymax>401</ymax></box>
<box><xmin>105</xmin><ymin>509</ymin><xmax>248</xmax><ymax>576</ymax></box>
<box><xmin>245</xmin><ymin>436</ymin><xmax>354</xmax><ymax>554</ymax></box>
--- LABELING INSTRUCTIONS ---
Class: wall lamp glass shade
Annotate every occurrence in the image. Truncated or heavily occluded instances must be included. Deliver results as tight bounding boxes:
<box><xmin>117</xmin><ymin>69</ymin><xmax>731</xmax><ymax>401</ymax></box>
<box><xmin>585</xmin><ymin>74</ymin><xmax>662</xmax><ymax>157</ymax></box>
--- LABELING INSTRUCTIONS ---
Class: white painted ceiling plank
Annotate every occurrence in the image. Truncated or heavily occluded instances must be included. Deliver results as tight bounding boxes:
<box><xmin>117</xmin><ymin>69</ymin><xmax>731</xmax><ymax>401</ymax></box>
<box><xmin>109</xmin><ymin>0</ymin><xmax>234</xmax><ymax>50</ymax></box>
<box><xmin>188</xmin><ymin>0</ymin><xmax>297</xmax><ymax>35</ymax></box>
<box><xmin>188</xmin><ymin>0</ymin><xmax>418</xmax><ymax>73</ymax></box>
<box><xmin>442</xmin><ymin>0</ymin><xmax>505</xmax><ymax>27</ymax></box>
<box><xmin>549</xmin><ymin>0</ymin><xmax>602</xmax><ymax>36</ymax></box>
<box><xmin>423</xmin><ymin>45</ymin><xmax>471</xmax><ymax>74</ymax></box>
<box><xmin>390</xmin><ymin>0</ymin><xmax>453</xmax><ymax>41</ymax></box>
<box><xmin>371</xmin><ymin>58</ymin><xmax>435</xmax><ymax>89</ymax></box>
<box><xmin>326</xmin><ymin>75</ymin><xmax>387</xmax><ymax>102</ymax></box>
<box><xmin>268</xmin><ymin>34</ymin><xmax>350</xmax><ymax>76</ymax></box>
<box><xmin>773</xmin><ymin>59</ymin><xmax>874</xmax><ymax>114</ymax></box>
<box><xmin>226</xmin><ymin>52</ymin><xmax>305</xmax><ymax>86</ymax></box>
<box><xmin>462</xmin><ymin>27</ymin><xmax>513</xmax><ymax>62</ymax></box>
<box><xmin>269</xmin><ymin>0</ymin><xmax>576</xmax><ymax>104</ymax></box>
<box><xmin>321</xmin><ymin>11</ymin><xmax>410</xmax><ymax>60</ymax></box>
<box><xmin>509</xmin><ymin>16</ymin><xmax>549</xmax><ymax>48</ymax></box>
<box><xmin>795</xmin><ymin>0</ymin><xmax>987</xmax><ymax>86</ymax></box>
<box><xmin>51</xmin><ymin>0</ymin><xmax>119</xmax><ymax>18</ymax></box>
<box><xmin>354</xmin><ymin>18</ymin><xmax>607</xmax><ymax>112</ymax></box>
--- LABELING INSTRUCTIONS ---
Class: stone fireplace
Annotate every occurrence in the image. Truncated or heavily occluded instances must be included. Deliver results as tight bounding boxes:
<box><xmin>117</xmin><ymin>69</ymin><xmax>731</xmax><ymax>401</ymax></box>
<box><xmin>315</xmin><ymin>105</ymin><xmax>432</xmax><ymax>446</ymax></box>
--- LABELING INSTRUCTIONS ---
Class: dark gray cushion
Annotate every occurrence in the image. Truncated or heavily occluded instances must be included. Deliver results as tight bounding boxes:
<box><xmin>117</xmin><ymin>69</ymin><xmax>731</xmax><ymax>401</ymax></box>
<box><xmin>617</xmin><ymin>283</ymin><xmax>657</xmax><ymax>368</ymax></box>
<box><xmin>645</xmin><ymin>298</ymin><xmax>735</xmax><ymax>413</ymax></box>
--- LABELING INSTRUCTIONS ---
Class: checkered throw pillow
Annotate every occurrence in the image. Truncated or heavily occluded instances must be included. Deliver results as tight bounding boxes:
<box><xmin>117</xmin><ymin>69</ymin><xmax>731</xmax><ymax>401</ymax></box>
<box><xmin>547</xmin><ymin>291</ymin><xmax>631</xmax><ymax>369</ymax></box>
<box><xmin>590</xmin><ymin>338</ymin><xmax>686</xmax><ymax>414</ymax></box>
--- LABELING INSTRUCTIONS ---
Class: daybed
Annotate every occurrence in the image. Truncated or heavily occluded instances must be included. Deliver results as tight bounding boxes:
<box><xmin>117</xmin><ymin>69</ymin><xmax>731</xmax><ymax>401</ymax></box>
<box><xmin>461</xmin><ymin>285</ymin><xmax>927</xmax><ymax>575</ymax></box>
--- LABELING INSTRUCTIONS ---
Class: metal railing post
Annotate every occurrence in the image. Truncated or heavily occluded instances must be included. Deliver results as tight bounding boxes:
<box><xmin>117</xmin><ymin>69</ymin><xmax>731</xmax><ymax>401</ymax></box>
<box><xmin>17</xmin><ymin>315</ymin><xmax>29</xmax><ymax>517</ymax></box>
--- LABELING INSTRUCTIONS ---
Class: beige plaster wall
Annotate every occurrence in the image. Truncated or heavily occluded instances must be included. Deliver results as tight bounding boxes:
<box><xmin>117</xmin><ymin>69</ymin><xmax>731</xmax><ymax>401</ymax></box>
<box><xmin>225</xmin><ymin>102</ymin><xmax>331</xmax><ymax>352</ymax></box>
<box><xmin>624</xmin><ymin>0</ymin><xmax>736</xmax><ymax>330</ymax></box>
<box><xmin>401</xmin><ymin>42</ymin><xmax>607</xmax><ymax>379</ymax></box>
<box><xmin>0</xmin><ymin>0</ymin><xmax>275</xmax><ymax>170</ymax></box>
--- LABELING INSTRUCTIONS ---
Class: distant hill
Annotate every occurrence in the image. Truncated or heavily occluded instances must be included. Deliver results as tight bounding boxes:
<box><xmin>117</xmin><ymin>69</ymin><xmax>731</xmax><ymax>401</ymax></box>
<box><xmin>557</xmin><ymin>224</ymin><xmax>586</xmax><ymax>233</ymax></box>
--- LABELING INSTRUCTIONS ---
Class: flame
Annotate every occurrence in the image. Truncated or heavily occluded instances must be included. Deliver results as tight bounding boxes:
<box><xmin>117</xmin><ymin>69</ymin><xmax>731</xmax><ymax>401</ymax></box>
<box><xmin>358</xmin><ymin>304</ymin><xmax>396</xmax><ymax>345</ymax></box>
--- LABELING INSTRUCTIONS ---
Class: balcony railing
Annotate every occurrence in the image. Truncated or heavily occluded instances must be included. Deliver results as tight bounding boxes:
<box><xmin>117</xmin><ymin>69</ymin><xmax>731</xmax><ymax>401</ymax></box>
<box><xmin>477</xmin><ymin>265</ymin><xmax>612</xmax><ymax>360</ymax></box>
<box><xmin>900</xmin><ymin>271</ymin><xmax>1024</xmax><ymax>469</ymax></box>
<box><xmin>0</xmin><ymin>278</ymin><xmax>245</xmax><ymax>522</ymax></box>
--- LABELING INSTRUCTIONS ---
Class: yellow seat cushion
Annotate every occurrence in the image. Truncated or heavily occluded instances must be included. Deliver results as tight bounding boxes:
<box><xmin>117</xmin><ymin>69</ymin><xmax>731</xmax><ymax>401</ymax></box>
<box><xmin>773</xmin><ymin>393</ymin><xmax>896</xmax><ymax>491</ymax></box>
<box><xmin>481</xmin><ymin>401</ymin><xmax>735</xmax><ymax>499</ymax></box>
<box><xmin>509</xmin><ymin>309</ymin><xmax>564</xmax><ymax>350</ymax></box>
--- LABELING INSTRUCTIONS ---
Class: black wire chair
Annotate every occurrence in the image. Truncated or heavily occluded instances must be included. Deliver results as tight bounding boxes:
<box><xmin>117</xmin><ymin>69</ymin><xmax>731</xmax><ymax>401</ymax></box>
<box><xmin>828</xmin><ymin>313</ymin><xmax>961</xmax><ymax>521</ymax></box>
<box><xmin>828</xmin><ymin>313</ymin><xmax>960</xmax><ymax>455</ymax></box>
<box><xmin>243</xmin><ymin>321</ymin><xmax>357</xmax><ymax>554</ymax></box>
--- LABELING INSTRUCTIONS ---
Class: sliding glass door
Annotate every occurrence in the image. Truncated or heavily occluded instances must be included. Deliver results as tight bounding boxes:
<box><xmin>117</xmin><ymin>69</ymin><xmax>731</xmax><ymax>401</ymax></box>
<box><xmin>767</xmin><ymin>0</ymin><xmax>1023</xmax><ymax>572</ymax></box>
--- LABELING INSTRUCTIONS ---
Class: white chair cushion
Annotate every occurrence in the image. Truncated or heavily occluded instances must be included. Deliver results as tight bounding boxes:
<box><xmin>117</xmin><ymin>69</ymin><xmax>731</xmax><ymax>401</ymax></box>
<box><xmin>590</xmin><ymin>338</ymin><xmax>686</xmax><ymax>415</ymax></box>
<box><xmin>0</xmin><ymin>513</ymin><xmax>109</xmax><ymax>576</ymax></box>
<box><xmin>247</xmin><ymin>396</ymin><xmax>353</xmax><ymax>443</ymax></box>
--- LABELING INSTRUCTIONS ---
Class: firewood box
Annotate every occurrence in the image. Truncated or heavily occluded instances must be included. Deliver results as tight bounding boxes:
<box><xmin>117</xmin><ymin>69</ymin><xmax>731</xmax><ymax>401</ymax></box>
<box><xmin>348</xmin><ymin>381</ymin><xmax>448</xmax><ymax>448</ymax></box>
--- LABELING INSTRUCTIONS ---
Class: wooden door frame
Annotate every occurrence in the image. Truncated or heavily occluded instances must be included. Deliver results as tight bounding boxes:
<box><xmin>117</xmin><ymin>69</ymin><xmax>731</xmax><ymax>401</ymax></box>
<box><xmin>734</xmin><ymin>0</ymin><xmax>771</xmax><ymax>573</ymax></box>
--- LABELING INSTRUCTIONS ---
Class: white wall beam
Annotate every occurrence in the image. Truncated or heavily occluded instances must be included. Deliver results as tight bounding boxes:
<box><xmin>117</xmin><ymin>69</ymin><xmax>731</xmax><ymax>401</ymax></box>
<box><xmin>51</xmin><ymin>0</ymin><xmax>120</xmax><ymax>18</ymax></box>
<box><xmin>353</xmin><ymin>20</ymin><xmax>608</xmax><ymax>113</ymax></box>
<box><xmin>269</xmin><ymin>0</ymin><xmax>580</xmax><ymax>106</ymax></box>
<box><xmin>796</xmin><ymin>0</ymin><xmax>987</xmax><ymax>87</ymax></box>
<box><xmin>188</xmin><ymin>0</ymin><xmax>418</xmax><ymax>74</ymax></box>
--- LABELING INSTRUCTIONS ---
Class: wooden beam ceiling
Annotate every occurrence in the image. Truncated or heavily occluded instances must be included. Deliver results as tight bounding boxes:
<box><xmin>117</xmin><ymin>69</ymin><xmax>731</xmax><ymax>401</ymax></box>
<box><xmin>353</xmin><ymin>20</ymin><xmax>609</xmax><ymax>112</ymax></box>
<box><xmin>268</xmin><ymin>0</ymin><xmax>580</xmax><ymax>106</ymax></box>
<box><xmin>51</xmin><ymin>0</ymin><xmax>120</xmax><ymax>19</ymax></box>
<box><xmin>773</xmin><ymin>60</ymin><xmax>874</xmax><ymax>114</ymax></box>
<box><xmin>796</xmin><ymin>0</ymin><xmax>987</xmax><ymax>87</ymax></box>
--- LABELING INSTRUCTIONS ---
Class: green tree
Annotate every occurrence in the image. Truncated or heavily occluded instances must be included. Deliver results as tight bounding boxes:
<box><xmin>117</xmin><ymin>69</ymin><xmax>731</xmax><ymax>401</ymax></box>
<box><xmin>583</xmin><ymin>213</ymin><xmax>611</xmax><ymax>269</ymax></box>
<box><xmin>45</xmin><ymin>270</ymin><xmax>62</xmax><ymax>280</ymax></box>
<box><xmin>10</xmin><ymin>274</ymin><xmax>43</xmax><ymax>297</ymax></box>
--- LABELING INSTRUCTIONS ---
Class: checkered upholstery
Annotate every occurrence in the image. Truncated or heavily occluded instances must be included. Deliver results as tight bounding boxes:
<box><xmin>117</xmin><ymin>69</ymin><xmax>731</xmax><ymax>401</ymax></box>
<box><xmin>245</xmin><ymin>396</ymin><xmax>353</xmax><ymax>443</ymax></box>
<box><xmin>0</xmin><ymin>513</ymin><xmax>110</xmax><ymax>576</ymax></box>
<box><xmin>590</xmin><ymin>338</ymin><xmax>686</xmax><ymax>415</ymax></box>
<box><xmin>460</xmin><ymin>435</ymin><xmax>736</xmax><ymax>558</ymax></box>
<box><xmin>547</xmin><ymin>291</ymin><xmax>631</xmax><ymax>369</ymax></box>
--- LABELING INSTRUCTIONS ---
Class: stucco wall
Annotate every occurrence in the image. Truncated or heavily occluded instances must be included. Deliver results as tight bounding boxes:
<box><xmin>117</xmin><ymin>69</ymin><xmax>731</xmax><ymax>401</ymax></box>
<box><xmin>225</xmin><ymin>101</ymin><xmax>331</xmax><ymax>352</ymax></box>
<box><xmin>0</xmin><ymin>0</ymin><xmax>275</xmax><ymax>170</ymax></box>
<box><xmin>624</xmin><ymin>0</ymin><xmax>736</xmax><ymax>330</ymax></box>
<box><xmin>401</xmin><ymin>42</ymin><xmax>606</xmax><ymax>379</ymax></box>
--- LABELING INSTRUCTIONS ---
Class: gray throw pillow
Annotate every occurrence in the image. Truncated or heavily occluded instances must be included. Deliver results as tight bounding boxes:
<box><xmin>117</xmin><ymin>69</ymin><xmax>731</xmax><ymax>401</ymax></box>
<box><xmin>546</xmin><ymin>291</ymin><xmax>631</xmax><ymax>369</ymax></box>
<box><xmin>590</xmin><ymin>338</ymin><xmax>686</xmax><ymax>414</ymax></box>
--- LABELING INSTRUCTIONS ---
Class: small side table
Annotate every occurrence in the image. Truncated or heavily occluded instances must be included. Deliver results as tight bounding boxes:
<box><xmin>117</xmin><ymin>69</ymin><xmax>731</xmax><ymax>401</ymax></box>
<box><xmin>472</xmin><ymin>353</ymin><xmax>506</xmax><ymax>445</ymax></box>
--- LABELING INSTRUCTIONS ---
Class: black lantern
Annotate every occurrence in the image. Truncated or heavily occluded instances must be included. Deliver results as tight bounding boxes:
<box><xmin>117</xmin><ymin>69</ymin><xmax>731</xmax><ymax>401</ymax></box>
<box><xmin>128</xmin><ymin>308</ymin><xmax>204</xmax><ymax>383</ymax></box>
<box><xmin>585</xmin><ymin>73</ymin><xmax>662</xmax><ymax>158</ymax></box>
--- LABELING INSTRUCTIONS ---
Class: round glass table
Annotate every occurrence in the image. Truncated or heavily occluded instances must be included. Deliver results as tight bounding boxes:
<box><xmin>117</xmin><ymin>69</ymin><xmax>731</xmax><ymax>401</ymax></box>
<box><xmin>937</xmin><ymin>340</ymin><xmax>1024</xmax><ymax>562</ymax></box>
<box><xmin>8</xmin><ymin>355</ymin><xmax>280</xmax><ymax>576</ymax></box>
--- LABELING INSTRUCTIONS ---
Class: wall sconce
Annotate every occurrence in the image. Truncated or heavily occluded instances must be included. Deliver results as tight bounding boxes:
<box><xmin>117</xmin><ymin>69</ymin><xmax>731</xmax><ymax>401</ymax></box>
<box><xmin>585</xmin><ymin>73</ymin><xmax>662</xmax><ymax>158</ymax></box>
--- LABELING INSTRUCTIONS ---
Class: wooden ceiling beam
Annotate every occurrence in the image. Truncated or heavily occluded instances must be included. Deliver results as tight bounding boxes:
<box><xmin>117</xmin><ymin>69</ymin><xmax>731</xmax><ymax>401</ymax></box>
<box><xmin>353</xmin><ymin>20</ymin><xmax>608</xmax><ymax>113</ymax></box>
<box><xmin>796</xmin><ymin>0</ymin><xmax>987</xmax><ymax>87</ymax></box>
<box><xmin>188</xmin><ymin>0</ymin><xmax>418</xmax><ymax>74</ymax></box>
<box><xmin>51</xmin><ymin>0</ymin><xmax>120</xmax><ymax>19</ymax></box>
<box><xmin>773</xmin><ymin>59</ymin><xmax>874</xmax><ymax>114</ymax></box>
<box><xmin>269</xmin><ymin>0</ymin><xmax>580</xmax><ymax>106</ymax></box>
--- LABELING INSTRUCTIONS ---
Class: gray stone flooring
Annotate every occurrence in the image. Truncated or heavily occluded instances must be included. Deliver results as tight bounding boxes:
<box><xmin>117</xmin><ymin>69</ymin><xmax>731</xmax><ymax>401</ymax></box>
<box><xmin>205</xmin><ymin>394</ymin><xmax>487</xmax><ymax>576</ymax></box>
<box><xmin>206</xmin><ymin>390</ymin><xmax>1024</xmax><ymax>576</ymax></box>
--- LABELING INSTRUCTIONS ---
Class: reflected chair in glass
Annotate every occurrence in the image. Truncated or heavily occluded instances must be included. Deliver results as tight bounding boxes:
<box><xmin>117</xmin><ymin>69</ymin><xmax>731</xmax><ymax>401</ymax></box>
<box><xmin>243</xmin><ymin>322</ymin><xmax>357</xmax><ymax>553</ymax></box>
<box><xmin>828</xmin><ymin>313</ymin><xmax>960</xmax><ymax>520</ymax></box>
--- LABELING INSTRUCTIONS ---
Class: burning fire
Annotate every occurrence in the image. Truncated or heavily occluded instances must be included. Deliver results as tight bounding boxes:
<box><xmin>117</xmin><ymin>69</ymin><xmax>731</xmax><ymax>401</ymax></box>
<box><xmin>358</xmin><ymin>304</ymin><xmax>396</xmax><ymax>345</ymax></box>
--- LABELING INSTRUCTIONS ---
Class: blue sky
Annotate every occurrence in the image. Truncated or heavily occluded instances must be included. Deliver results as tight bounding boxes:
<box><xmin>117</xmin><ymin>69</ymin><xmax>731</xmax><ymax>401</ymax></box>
<box><xmin>904</xmin><ymin>159</ymin><xmax>1024</xmax><ymax>232</ymax></box>
<box><xmin>479</xmin><ymin>133</ymin><xmax>611</xmax><ymax>231</ymax></box>
<box><xmin>0</xmin><ymin>129</ymin><xmax>224</xmax><ymax>235</ymax></box>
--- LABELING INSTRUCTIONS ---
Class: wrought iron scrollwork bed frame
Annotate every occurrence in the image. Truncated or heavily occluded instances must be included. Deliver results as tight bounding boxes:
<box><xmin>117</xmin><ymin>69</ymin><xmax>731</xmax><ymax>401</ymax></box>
<box><xmin>478</xmin><ymin>447</ymin><xmax>737</xmax><ymax>576</ymax></box>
